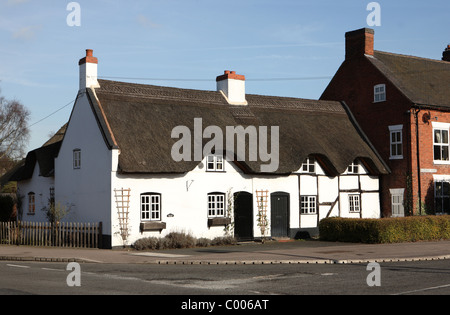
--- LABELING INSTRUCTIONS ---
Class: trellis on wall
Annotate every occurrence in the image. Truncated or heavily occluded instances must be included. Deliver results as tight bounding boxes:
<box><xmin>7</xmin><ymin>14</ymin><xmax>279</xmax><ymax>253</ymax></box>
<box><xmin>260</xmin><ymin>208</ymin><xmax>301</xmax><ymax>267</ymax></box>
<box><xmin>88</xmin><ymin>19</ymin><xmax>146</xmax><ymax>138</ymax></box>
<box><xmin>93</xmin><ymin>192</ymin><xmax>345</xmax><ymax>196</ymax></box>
<box><xmin>256</xmin><ymin>189</ymin><xmax>269</xmax><ymax>242</ymax></box>
<box><xmin>114</xmin><ymin>188</ymin><xmax>131</xmax><ymax>243</ymax></box>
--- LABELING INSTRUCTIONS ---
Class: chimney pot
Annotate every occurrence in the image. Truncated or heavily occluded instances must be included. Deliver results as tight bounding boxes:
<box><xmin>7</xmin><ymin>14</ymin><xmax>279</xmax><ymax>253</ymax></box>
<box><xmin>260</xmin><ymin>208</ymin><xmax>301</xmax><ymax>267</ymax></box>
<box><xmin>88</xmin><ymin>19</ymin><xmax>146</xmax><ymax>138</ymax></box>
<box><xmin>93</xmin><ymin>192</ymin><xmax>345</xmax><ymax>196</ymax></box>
<box><xmin>79</xmin><ymin>49</ymin><xmax>99</xmax><ymax>90</ymax></box>
<box><xmin>216</xmin><ymin>70</ymin><xmax>247</xmax><ymax>105</ymax></box>
<box><xmin>443</xmin><ymin>44</ymin><xmax>450</xmax><ymax>62</ymax></box>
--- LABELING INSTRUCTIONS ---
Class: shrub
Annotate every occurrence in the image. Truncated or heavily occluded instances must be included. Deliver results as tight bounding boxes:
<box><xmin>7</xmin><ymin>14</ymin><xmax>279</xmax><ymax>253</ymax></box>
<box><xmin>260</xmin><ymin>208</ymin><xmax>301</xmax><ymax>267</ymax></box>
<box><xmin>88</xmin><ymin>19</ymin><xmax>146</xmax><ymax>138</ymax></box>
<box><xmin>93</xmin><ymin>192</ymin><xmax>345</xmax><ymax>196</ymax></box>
<box><xmin>319</xmin><ymin>215</ymin><xmax>450</xmax><ymax>243</ymax></box>
<box><xmin>133</xmin><ymin>232</ymin><xmax>237</xmax><ymax>250</ymax></box>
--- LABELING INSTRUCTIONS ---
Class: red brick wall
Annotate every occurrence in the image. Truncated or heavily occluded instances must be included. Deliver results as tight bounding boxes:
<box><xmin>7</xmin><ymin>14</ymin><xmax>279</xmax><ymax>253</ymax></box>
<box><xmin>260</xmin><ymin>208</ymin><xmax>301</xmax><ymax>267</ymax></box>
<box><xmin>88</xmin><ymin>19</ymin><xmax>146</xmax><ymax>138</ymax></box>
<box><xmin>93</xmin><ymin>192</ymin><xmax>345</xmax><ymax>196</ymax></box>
<box><xmin>321</xmin><ymin>57</ymin><xmax>412</xmax><ymax>217</ymax></box>
<box><xmin>411</xmin><ymin>109</ymin><xmax>450</xmax><ymax>214</ymax></box>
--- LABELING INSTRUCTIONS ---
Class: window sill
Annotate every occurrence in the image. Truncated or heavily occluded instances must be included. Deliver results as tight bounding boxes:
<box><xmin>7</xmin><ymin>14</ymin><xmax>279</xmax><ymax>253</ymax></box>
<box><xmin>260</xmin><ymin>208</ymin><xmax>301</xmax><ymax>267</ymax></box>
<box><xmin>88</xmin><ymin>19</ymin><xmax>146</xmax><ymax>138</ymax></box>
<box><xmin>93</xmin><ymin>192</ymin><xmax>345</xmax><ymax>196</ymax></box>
<box><xmin>140</xmin><ymin>221</ymin><xmax>166</xmax><ymax>232</ymax></box>
<box><xmin>389</xmin><ymin>156</ymin><xmax>403</xmax><ymax>160</ymax></box>
<box><xmin>433</xmin><ymin>160</ymin><xmax>450</xmax><ymax>165</ymax></box>
<box><xmin>207</xmin><ymin>217</ymin><xmax>231</xmax><ymax>227</ymax></box>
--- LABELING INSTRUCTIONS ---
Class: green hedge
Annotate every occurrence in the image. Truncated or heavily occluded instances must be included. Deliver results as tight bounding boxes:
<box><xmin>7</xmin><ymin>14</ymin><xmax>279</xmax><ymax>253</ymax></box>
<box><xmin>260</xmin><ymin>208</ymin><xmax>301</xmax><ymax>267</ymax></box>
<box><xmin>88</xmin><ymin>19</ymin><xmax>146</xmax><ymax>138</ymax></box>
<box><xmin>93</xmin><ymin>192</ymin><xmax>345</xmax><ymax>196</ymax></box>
<box><xmin>319</xmin><ymin>216</ymin><xmax>450</xmax><ymax>243</ymax></box>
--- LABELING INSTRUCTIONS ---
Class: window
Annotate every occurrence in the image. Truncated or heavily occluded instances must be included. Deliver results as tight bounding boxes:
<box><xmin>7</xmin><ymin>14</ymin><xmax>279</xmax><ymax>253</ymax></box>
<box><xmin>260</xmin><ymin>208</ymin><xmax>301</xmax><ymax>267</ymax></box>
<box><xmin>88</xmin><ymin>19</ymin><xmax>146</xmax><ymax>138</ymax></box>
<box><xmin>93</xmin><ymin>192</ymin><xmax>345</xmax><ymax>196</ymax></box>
<box><xmin>207</xmin><ymin>193</ymin><xmax>225</xmax><ymax>217</ymax></box>
<box><xmin>300</xmin><ymin>196</ymin><xmax>317</xmax><ymax>214</ymax></box>
<box><xmin>347</xmin><ymin>160</ymin><xmax>359</xmax><ymax>174</ymax></box>
<box><xmin>374</xmin><ymin>84</ymin><xmax>386</xmax><ymax>102</ymax></box>
<box><xmin>389</xmin><ymin>125</ymin><xmax>403</xmax><ymax>159</ymax></box>
<box><xmin>141</xmin><ymin>193</ymin><xmax>161</xmax><ymax>221</ymax></box>
<box><xmin>390</xmin><ymin>189</ymin><xmax>404</xmax><ymax>217</ymax></box>
<box><xmin>28</xmin><ymin>192</ymin><xmax>35</xmax><ymax>214</ymax></box>
<box><xmin>435</xmin><ymin>181</ymin><xmax>450</xmax><ymax>214</ymax></box>
<box><xmin>349</xmin><ymin>194</ymin><xmax>361</xmax><ymax>212</ymax></box>
<box><xmin>433</xmin><ymin>128</ymin><xmax>449</xmax><ymax>162</ymax></box>
<box><xmin>206</xmin><ymin>155</ymin><xmax>224</xmax><ymax>172</ymax></box>
<box><xmin>301</xmin><ymin>157</ymin><xmax>315</xmax><ymax>174</ymax></box>
<box><xmin>73</xmin><ymin>149</ymin><xmax>81</xmax><ymax>169</ymax></box>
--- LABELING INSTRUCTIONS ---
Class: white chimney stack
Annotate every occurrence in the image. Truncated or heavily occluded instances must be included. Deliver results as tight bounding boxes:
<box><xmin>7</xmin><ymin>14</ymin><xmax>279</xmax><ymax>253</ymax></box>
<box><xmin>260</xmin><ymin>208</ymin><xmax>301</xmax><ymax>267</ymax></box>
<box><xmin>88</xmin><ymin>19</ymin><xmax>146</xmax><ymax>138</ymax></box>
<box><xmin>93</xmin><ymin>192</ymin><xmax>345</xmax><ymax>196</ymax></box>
<box><xmin>79</xmin><ymin>49</ymin><xmax>99</xmax><ymax>91</ymax></box>
<box><xmin>216</xmin><ymin>70</ymin><xmax>247</xmax><ymax>105</ymax></box>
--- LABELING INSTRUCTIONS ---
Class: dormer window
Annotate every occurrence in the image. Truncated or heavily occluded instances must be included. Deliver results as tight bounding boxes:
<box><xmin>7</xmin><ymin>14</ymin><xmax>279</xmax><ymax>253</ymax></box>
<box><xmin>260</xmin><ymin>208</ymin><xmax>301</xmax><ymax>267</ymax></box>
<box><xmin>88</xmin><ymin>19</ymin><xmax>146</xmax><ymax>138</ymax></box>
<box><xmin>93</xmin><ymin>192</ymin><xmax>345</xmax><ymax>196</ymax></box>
<box><xmin>347</xmin><ymin>160</ymin><xmax>359</xmax><ymax>174</ymax></box>
<box><xmin>374</xmin><ymin>84</ymin><xmax>386</xmax><ymax>102</ymax></box>
<box><xmin>301</xmin><ymin>157</ymin><xmax>315</xmax><ymax>174</ymax></box>
<box><xmin>206</xmin><ymin>155</ymin><xmax>224</xmax><ymax>172</ymax></box>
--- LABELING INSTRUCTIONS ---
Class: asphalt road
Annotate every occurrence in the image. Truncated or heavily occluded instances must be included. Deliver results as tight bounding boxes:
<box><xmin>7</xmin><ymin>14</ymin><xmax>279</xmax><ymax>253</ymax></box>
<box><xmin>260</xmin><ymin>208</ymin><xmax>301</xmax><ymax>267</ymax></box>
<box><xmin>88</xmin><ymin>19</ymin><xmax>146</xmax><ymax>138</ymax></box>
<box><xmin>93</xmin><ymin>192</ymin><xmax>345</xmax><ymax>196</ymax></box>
<box><xmin>1</xmin><ymin>259</ymin><xmax>450</xmax><ymax>298</ymax></box>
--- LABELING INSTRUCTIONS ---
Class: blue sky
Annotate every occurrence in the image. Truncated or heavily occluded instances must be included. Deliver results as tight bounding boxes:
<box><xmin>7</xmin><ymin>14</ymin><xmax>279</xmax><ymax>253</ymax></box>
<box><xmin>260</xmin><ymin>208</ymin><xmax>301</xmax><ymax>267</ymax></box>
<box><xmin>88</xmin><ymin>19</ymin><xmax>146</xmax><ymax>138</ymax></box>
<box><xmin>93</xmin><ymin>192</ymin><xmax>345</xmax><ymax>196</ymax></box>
<box><xmin>1</xmin><ymin>0</ymin><xmax>449</xmax><ymax>153</ymax></box>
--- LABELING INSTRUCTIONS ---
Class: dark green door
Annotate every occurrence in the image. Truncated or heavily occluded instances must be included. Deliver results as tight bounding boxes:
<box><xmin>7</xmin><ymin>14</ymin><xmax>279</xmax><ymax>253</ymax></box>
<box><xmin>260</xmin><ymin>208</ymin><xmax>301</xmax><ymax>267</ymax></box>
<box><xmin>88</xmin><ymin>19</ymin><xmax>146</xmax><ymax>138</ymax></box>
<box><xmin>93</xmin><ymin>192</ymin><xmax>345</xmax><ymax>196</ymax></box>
<box><xmin>271</xmin><ymin>192</ymin><xmax>289</xmax><ymax>237</ymax></box>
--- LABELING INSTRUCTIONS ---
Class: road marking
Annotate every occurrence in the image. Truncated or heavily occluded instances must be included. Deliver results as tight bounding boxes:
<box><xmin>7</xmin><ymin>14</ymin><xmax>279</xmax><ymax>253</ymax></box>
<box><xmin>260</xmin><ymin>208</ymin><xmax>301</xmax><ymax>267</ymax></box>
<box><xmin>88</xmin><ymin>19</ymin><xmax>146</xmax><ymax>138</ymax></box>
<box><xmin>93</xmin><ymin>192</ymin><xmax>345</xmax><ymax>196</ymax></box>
<box><xmin>7</xmin><ymin>264</ymin><xmax>30</xmax><ymax>269</ymax></box>
<box><xmin>130</xmin><ymin>252</ymin><xmax>191</xmax><ymax>258</ymax></box>
<box><xmin>41</xmin><ymin>268</ymin><xmax>64</xmax><ymax>272</ymax></box>
<box><xmin>393</xmin><ymin>283</ymin><xmax>450</xmax><ymax>295</ymax></box>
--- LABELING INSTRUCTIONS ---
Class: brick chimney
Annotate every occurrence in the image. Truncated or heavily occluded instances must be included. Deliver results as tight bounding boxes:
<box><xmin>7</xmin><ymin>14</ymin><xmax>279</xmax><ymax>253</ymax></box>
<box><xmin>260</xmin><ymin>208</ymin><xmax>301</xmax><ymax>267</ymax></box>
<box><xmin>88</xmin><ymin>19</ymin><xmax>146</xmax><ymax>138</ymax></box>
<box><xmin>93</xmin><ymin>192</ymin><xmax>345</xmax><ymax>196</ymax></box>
<box><xmin>442</xmin><ymin>45</ymin><xmax>450</xmax><ymax>62</ymax></box>
<box><xmin>79</xmin><ymin>49</ymin><xmax>99</xmax><ymax>91</ymax></box>
<box><xmin>345</xmin><ymin>28</ymin><xmax>374</xmax><ymax>60</ymax></box>
<box><xmin>216</xmin><ymin>70</ymin><xmax>247</xmax><ymax>105</ymax></box>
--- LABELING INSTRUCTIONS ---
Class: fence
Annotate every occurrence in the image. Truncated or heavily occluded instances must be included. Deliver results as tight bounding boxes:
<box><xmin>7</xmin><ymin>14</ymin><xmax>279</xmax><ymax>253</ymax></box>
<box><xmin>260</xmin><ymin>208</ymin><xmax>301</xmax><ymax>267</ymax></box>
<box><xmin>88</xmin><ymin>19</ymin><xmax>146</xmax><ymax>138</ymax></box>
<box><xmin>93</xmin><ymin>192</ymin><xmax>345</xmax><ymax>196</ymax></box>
<box><xmin>0</xmin><ymin>221</ymin><xmax>102</xmax><ymax>248</ymax></box>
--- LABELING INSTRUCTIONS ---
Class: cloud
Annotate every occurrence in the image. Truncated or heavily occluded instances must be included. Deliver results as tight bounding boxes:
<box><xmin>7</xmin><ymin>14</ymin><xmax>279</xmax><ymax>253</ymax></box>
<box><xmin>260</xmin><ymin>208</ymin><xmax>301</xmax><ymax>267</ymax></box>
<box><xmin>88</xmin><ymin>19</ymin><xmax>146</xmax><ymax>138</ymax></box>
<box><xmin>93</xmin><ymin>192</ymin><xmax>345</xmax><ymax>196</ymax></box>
<box><xmin>12</xmin><ymin>25</ymin><xmax>42</xmax><ymax>41</ymax></box>
<box><xmin>136</xmin><ymin>14</ymin><xmax>161</xmax><ymax>29</ymax></box>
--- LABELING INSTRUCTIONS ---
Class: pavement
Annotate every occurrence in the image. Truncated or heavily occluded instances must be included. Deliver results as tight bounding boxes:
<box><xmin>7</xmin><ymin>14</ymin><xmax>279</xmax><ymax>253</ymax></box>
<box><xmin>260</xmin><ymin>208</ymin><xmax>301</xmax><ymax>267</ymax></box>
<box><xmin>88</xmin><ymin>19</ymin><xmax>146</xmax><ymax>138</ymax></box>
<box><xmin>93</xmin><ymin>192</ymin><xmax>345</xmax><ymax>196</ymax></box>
<box><xmin>1</xmin><ymin>239</ymin><xmax>450</xmax><ymax>265</ymax></box>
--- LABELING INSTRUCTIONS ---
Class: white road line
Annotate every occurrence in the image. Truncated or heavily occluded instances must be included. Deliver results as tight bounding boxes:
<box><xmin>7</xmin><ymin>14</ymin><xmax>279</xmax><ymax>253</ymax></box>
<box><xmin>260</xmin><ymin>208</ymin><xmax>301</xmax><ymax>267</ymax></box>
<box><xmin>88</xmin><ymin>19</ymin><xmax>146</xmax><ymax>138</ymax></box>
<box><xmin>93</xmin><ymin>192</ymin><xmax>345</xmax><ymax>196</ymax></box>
<box><xmin>6</xmin><ymin>264</ymin><xmax>30</xmax><ymax>269</ymax></box>
<box><xmin>392</xmin><ymin>283</ymin><xmax>450</xmax><ymax>295</ymax></box>
<box><xmin>41</xmin><ymin>268</ymin><xmax>64</xmax><ymax>272</ymax></box>
<box><xmin>130</xmin><ymin>252</ymin><xmax>191</xmax><ymax>258</ymax></box>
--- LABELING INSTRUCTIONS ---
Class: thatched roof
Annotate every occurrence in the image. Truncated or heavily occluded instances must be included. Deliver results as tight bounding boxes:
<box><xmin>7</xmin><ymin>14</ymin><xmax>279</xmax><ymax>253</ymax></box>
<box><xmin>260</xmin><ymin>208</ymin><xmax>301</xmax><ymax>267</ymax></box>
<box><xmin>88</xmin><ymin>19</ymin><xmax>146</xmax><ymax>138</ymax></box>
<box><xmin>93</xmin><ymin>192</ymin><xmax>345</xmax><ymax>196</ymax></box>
<box><xmin>89</xmin><ymin>79</ymin><xmax>389</xmax><ymax>176</ymax></box>
<box><xmin>8</xmin><ymin>125</ymin><xmax>66</xmax><ymax>181</ymax></box>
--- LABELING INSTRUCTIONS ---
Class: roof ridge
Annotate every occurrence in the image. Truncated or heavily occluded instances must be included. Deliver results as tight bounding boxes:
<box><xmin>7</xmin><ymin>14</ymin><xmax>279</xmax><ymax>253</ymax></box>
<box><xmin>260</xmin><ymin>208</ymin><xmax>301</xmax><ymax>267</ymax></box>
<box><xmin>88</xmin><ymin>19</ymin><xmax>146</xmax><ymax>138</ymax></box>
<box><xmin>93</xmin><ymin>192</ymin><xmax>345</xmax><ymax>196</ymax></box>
<box><xmin>374</xmin><ymin>50</ymin><xmax>450</xmax><ymax>65</ymax></box>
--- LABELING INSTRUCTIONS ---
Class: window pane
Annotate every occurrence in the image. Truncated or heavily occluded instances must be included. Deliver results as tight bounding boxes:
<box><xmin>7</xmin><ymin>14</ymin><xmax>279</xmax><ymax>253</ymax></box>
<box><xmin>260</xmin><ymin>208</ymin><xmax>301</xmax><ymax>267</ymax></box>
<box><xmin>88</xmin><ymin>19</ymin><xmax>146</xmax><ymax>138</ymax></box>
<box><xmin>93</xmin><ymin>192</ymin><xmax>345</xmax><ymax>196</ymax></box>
<box><xmin>443</xmin><ymin>130</ymin><xmax>449</xmax><ymax>144</ymax></box>
<box><xmin>434</xmin><ymin>145</ymin><xmax>441</xmax><ymax>160</ymax></box>
<box><xmin>443</xmin><ymin>146</ymin><xmax>449</xmax><ymax>161</ymax></box>
<box><xmin>396</xmin><ymin>143</ymin><xmax>402</xmax><ymax>156</ymax></box>
<box><xmin>435</xmin><ymin>130</ymin><xmax>441</xmax><ymax>144</ymax></box>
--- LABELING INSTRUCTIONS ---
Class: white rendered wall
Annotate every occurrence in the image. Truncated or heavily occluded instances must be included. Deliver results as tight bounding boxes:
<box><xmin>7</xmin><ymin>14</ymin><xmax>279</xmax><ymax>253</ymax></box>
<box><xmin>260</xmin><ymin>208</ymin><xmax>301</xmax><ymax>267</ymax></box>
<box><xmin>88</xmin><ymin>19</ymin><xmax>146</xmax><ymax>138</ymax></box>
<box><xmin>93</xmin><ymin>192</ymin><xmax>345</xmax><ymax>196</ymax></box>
<box><xmin>54</xmin><ymin>91</ymin><xmax>112</xmax><ymax>234</ymax></box>
<box><xmin>17</xmin><ymin>164</ymin><xmax>54</xmax><ymax>222</ymax></box>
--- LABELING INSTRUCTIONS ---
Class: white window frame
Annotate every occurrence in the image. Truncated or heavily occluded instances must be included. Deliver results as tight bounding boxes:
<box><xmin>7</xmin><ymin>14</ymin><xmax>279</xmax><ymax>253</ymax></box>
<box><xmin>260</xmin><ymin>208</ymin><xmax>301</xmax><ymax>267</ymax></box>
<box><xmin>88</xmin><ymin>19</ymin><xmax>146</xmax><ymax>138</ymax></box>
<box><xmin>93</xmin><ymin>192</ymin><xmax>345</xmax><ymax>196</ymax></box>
<box><xmin>432</xmin><ymin>122</ymin><xmax>450</xmax><ymax>164</ymax></box>
<box><xmin>300</xmin><ymin>195</ymin><xmax>317</xmax><ymax>214</ymax></box>
<box><xmin>389</xmin><ymin>125</ymin><xmax>403</xmax><ymax>160</ymax></box>
<box><xmin>206</xmin><ymin>155</ymin><xmax>224</xmax><ymax>172</ymax></box>
<box><xmin>207</xmin><ymin>193</ymin><xmax>225</xmax><ymax>217</ymax></box>
<box><xmin>141</xmin><ymin>193</ymin><xmax>161</xmax><ymax>221</ymax></box>
<box><xmin>73</xmin><ymin>149</ymin><xmax>81</xmax><ymax>169</ymax></box>
<box><xmin>300</xmin><ymin>157</ymin><xmax>315</xmax><ymax>174</ymax></box>
<box><xmin>390</xmin><ymin>188</ymin><xmax>405</xmax><ymax>217</ymax></box>
<box><xmin>374</xmin><ymin>84</ymin><xmax>386</xmax><ymax>103</ymax></box>
<box><xmin>349</xmin><ymin>194</ymin><xmax>361</xmax><ymax>213</ymax></box>
<box><xmin>347</xmin><ymin>160</ymin><xmax>359</xmax><ymax>174</ymax></box>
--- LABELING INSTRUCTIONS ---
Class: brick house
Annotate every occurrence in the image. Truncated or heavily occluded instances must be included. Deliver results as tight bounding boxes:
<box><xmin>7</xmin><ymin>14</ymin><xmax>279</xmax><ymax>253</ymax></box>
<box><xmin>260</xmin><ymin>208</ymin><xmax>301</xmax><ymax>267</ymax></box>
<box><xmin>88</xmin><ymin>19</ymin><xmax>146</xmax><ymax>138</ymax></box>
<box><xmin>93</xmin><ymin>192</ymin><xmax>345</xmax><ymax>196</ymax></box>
<box><xmin>321</xmin><ymin>28</ymin><xmax>450</xmax><ymax>217</ymax></box>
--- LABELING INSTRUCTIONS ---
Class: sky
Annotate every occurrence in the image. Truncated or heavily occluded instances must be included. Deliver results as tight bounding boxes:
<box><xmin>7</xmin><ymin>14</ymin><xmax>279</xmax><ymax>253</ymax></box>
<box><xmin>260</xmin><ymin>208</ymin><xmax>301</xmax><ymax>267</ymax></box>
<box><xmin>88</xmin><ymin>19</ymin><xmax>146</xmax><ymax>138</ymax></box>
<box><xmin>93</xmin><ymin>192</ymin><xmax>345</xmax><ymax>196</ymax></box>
<box><xmin>1</xmin><ymin>0</ymin><xmax>449</xmax><ymax>154</ymax></box>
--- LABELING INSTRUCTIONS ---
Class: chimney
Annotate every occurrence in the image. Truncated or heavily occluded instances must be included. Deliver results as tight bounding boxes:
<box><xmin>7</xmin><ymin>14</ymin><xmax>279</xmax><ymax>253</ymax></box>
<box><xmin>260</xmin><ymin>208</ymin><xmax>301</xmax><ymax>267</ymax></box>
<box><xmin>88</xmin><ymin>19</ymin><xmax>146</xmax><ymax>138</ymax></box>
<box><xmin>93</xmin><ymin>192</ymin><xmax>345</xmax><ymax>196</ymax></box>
<box><xmin>216</xmin><ymin>70</ymin><xmax>247</xmax><ymax>105</ymax></box>
<box><xmin>345</xmin><ymin>28</ymin><xmax>374</xmax><ymax>60</ymax></box>
<box><xmin>442</xmin><ymin>45</ymin><xmax>450</xmax><ymax>62</ymax></box>
<box><xmin>78</xmin><ymin>49</ymin><xmax>99</xmax><ymax>90</ymax></box>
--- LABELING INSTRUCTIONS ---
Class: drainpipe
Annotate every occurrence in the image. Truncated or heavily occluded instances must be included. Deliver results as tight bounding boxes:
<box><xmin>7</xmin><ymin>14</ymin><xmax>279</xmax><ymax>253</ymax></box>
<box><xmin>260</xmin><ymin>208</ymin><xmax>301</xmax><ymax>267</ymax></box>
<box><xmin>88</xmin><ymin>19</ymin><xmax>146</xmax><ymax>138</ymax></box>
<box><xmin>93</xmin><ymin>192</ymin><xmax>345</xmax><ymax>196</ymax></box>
<box><xmin>414</xmin><ymin>107</ymin><xmax>422</xmax><ymax>215</ymax></box>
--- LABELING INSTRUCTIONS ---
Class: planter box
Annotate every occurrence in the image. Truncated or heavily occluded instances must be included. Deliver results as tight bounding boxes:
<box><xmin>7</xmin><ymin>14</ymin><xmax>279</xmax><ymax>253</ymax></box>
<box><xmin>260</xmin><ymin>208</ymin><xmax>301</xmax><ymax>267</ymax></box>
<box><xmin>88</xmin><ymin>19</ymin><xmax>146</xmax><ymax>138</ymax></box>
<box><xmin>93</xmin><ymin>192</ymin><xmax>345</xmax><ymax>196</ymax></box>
<box><xmin>208</xmin><ymin>217</ymin><xmax>231</xmax><ymax>227</ymax></box>
<box><xmin>140</xmin><ymin>221</ymin><xmax>166</xmax><ymax>232</ymax></box>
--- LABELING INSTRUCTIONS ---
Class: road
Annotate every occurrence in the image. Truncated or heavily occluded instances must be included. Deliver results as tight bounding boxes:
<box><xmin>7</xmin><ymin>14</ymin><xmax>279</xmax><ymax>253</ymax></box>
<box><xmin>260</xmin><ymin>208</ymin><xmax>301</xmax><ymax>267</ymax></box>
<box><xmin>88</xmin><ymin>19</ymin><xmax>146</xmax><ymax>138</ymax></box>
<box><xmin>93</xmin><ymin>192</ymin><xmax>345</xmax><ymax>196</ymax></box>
<box><xmin>1</xmin><ymin>260</ymin><xmax>450</xmax><ymax>298</ymax></box>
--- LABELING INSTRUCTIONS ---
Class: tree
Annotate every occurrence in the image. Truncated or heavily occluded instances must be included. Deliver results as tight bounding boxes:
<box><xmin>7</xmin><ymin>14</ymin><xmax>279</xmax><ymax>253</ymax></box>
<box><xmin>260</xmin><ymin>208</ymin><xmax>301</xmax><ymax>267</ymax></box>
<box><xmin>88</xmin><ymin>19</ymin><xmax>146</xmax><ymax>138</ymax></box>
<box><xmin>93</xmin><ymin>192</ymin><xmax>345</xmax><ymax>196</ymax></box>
<box><xmin>0</xmin><ymin>89</ymin><xmax>30</xmax><ymax>160</ymax></box>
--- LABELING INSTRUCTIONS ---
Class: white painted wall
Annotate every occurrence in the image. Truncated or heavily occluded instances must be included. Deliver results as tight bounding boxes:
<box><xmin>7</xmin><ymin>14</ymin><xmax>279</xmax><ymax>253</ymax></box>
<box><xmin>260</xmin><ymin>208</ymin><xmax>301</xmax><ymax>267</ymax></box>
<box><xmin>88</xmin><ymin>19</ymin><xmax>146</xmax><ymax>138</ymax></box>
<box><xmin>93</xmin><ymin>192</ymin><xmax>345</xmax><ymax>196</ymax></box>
<box><xmin>17</xmin><ymin>164</ymin><xmax>54</xmax><ymax>222</ymax></box>
<box><xmin>54</xmin><ymin>90</ymin><xmax>112</xmax><ymax>234</ymax></box>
